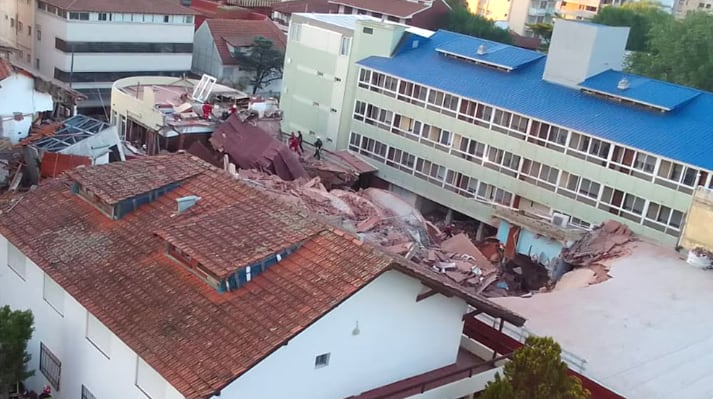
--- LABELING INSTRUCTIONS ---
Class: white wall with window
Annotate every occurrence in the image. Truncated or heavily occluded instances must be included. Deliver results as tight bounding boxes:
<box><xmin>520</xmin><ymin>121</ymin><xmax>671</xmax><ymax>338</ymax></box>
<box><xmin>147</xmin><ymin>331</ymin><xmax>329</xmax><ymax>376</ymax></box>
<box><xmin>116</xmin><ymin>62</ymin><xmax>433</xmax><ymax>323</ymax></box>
<box><xmin>0</xmin><ymin>235</ymin><xmax>184</xmax><ymax>399</ymax></box>
<box><xmin>220</xmin><ymin>270</ymin><xmax>468</xmax><ymax>399</ymax></box>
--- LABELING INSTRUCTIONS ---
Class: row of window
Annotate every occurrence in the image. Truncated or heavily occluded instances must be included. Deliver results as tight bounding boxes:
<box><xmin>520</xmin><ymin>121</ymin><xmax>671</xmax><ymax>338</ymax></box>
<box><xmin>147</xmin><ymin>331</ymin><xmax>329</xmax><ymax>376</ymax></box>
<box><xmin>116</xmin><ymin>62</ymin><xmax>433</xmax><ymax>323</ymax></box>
<box><xmin>55</xmin><ymin>38</ymin><xmax>193</xmax><ymax>54</ymax></box>
<box><xmin>349</xmin><ymin>132</ymin><xmax>516</xmax><ymax>207</ymax></box>
<box><xmin>37</xmin><ymin>2</ymin><xmax>194</xmax><ymax>24</ymax></box>
<box><xmin>39</xmin><ymin>343</ymin><xmax>98</xmax><ymax>399</ymax></box>
<box><xmin>53</xmin><ymin>68</ymin><xmax>187</xmax><ymax>84</ymax></box>
<box><xmin>357</xmin><ymin>67</ymin><xmax>713</xmax><ymax>195</ymax></box>
<box><xmin>350</xmin><ymin>115</ymin><xmax>685</xmax><ymax>236</ymax></box>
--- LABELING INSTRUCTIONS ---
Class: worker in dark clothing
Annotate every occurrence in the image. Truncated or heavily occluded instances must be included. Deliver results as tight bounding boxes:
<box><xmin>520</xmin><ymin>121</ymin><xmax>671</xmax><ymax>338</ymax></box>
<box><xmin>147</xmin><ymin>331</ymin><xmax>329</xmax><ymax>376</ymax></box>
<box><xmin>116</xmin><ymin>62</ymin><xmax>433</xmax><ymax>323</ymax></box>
<box><xmin>314</xmin><ymin>137</ymin><xmax>323</xmax><ymax>160</ymax></box>
<box><xmin>38</xmin><ymin>386</ymin><xmax>51</xmax><ymax>399</ymax></box>
<box><xmin>297</xmin><ymin>131</ymin><xmax>305</xmax><ymax>153</ymax></box>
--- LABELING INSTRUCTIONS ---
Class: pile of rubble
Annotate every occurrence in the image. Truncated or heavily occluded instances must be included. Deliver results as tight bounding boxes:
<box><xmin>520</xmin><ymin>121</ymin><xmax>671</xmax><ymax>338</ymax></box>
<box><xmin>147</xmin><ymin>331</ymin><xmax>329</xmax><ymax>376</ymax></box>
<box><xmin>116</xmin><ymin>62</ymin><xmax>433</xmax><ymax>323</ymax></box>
<box><xmin>556</xmin><ymin>220</ymin><xmax>635</xmax><ymax>289</ymax></box>
<box><xmin>237</xmin><ymin>169</ymin><xmax>503</xmax><ymax>295</ymax></box>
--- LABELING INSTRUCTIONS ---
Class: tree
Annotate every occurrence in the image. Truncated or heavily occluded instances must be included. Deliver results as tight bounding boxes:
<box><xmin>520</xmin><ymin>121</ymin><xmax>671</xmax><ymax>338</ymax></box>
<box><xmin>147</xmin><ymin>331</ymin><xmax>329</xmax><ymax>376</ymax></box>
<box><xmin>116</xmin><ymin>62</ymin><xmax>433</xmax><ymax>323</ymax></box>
<box><xmin>481</xmin><ymin>336</ymin><xmax>590</xmax><ymax>399</ymax></box>
<box><xmin>0</xmin><ymin>306</ymin><xmax>34</xmax><ymax>397</ymax></box>
<box><xmin>233</xmin><ymin>36</ymin><xmax>285</xmax><ymax>95</ymax></box>
<box><xmin>626</xmin><ymin>12</ymin><xmax>713</xmax><ymax>92</ymax></box>
<box><xmin>591</xmin><ymin>2</ymin><xmax>671</xmax><ymax>52</ymax></box>
<box><xmin>526</xmin><ymin>23</ymin><xmax>553</xmax><ymax>46</ymax></box>
<box><xmin>447</xmin><ymin>7</ymin><xmax>513</xmax><ymax>44</ymax></box>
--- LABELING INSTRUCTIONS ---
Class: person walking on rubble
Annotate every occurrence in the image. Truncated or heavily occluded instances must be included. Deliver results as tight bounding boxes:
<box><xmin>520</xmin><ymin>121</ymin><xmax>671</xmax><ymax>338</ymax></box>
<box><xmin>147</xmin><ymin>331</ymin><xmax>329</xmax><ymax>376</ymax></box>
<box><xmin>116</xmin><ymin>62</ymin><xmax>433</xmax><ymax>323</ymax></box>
<box><xmin>297</xmin><ymin>131</ymin><xmax>305</xmax><ymax>153</ymax></box>
<box><xmin>288</xmin><ymin>132</ymin><xmax>301</xmax><ymax>154</ymax></box>
<box><xmin>314</xmin><ymin>137</ymin><xmax>323</xmax><ymax>160</ymax></box>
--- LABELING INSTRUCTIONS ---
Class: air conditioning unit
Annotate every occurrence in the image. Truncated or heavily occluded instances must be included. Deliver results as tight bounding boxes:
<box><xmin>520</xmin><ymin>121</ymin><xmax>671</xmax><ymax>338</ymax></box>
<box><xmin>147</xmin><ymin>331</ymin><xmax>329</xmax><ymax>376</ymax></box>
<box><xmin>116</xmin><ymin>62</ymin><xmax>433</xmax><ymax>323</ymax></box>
<box><xmin>551</xmin><ymin>213</ymin><xmax>570</xmax><ymax>228</ymax></box>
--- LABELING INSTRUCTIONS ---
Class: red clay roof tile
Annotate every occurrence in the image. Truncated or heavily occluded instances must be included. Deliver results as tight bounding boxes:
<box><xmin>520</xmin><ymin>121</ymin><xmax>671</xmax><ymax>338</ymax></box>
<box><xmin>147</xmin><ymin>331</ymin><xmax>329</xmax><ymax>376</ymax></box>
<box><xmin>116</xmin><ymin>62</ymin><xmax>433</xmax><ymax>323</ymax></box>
<box><xmin>205</xmin><ymin>19</ymin><xmax>286</xmax><ymax>65</ymax></box>
<box><xmin>0</xmin><ymin>154</ymin><xmax>523</xmax><ymax>399</ymax></box>
<box><xmin>328</xmin><ymin>0</ymin><xmax>430</xmax><ymax>18</ymax></box>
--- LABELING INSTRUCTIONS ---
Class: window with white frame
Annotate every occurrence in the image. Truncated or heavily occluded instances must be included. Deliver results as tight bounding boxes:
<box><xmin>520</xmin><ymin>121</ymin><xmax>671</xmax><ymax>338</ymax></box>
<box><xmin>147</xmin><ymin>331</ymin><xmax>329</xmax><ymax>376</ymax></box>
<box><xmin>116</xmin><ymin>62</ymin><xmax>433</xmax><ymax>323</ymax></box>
<box><xmin>136</xmin><ymin>358</ymin><xmax>167</xmax><ymax>399</ymax></box>
<box><xmin>644</xmin><ymin>202</ymin><xmax>684</xmax><ymax>235</ymax></box>
<box><xmin>568</xmin><ymin>133</ymin><xmax>610</xmax><ymax>164</ymax></box>
<box><xmin>485</xmin><ymin>148</ymin><xmax>520</xmax><ymax>177</ymax></box>
<box><xmin>458</xmin><ymin>99</ymin><xmax>493</xmax><ymax>127</ymax></box>
<box><xmin>528</xmin><ymin>121</ymin><xmax>568</xmax><ymax>151</ymax></box>
<box><xmin>520</xmin><ymin>159</ymin><xmax>558</xmax><ymax>191</ymax></box>
<box><xmin>454</xmin><ymin>134</ymin><xmax>486</xmax><ymax>163</ymax></box>
<box><xmin>656</xmin><ymin>160</ymin><xmax>700</xmax><ymax>193</ymax></box>
<box><xmin>600</xmin><ymin>186</ymin><xmax>645</xmax><ymax>222</ymax></box>
<box><xmin>348</xmin><ymin>132</ymin><xmax>361</xmax><ymax>151</ymax></box>
<box><xmin>40</xmin><ymin>343</ymin><xmax>61</xmax><ymax>390</ymax></box>
<box><xmin>477</xmin><ymin>184</ymin><xmax>513</xmax><ymax>206</ymax></box>
<box><xmin>358</xmin><ymin>68</ymin><xmax>370</xmax><ymax>88</ymax></box>
<box><xmin>7</xmin><ymin>243</ymin><xmax>25</xmax><ymax>279</ymax></box>
<box><xmin>43</xmin><ymin>274</ymin><xmax>65</xmax><ymax>315</ymax></box>
<box><xmin>86</xmin><ymin>312</ymin><xmax>112</xmax><ymax>358</ymax></box>
<box><xmin>445</xmin><ymin>171</ymin><xmax>478</xmax><ymax>197</ymax></box>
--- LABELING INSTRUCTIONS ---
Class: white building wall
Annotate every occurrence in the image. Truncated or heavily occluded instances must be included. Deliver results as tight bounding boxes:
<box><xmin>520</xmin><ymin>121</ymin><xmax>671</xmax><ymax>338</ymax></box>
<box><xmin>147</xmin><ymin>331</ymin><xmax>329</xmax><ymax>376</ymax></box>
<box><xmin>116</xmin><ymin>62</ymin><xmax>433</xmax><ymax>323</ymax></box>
<box><xmin>192</xmin><ymin>23</ymin><xmax>223</xmax><ymax>79</ymax></box>
<box><xmin>0</xmin><ymin>73</ymin><xmax>53</xmax><ymax>142</ymax></box>
<box><xmin>219</xmin><ymin>270</ymin><xmax>468</xmax><ymax>399</ymax></box>
<box><xmin>0</xmin><ymin>235</ymin><xmax>185</xmax><ymax>399</ymax></box>
<box><xmin>543</xmin><ymin>20</ymin><xmax>629</xmax><ymax>87</ymax></box>
<box><xmin>34</xmin><ymin>9</ymin><xmax>194</xmax><ymax>94</ymax></box>
<box><xmin>0</xmin><ymin>0</ymin><xmax>35</xmax><ymax>67</ymax></box>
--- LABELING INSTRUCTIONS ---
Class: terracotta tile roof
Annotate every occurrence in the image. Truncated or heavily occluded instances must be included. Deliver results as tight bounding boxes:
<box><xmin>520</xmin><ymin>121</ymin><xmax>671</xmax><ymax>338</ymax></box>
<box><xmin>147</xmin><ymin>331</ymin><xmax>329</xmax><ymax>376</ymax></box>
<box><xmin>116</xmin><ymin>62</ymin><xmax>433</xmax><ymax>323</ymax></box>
<box><xmin>43</xmin><ymin>0</ymin><xmax>197</xmax><ymax>14</ymax></box>
<box><xmin>0</xmin><ymin>58</ymin><xmax>12</xmax><ymax>81</ymax></box>
<box><xmin>0</xmin><ymin>154</ymin><xmax>524</xmax><ymax>399</ymax></box>
<box><xmin>155</xmin><ymin>201</ymin><xmax>323</xmax><ymax>279</ymax></box>
<box><xmin>205</xmin><ymin>19</ymin><xmax>287</xmax><ymax>65</ymax></box>
<box><xmin>65</xmin><ymin>156</ymin><xmax>211</xmax><ymax>205</ymax></box>
<box><xmin>328</xmin><ymin>0</ymin><xmax>430</xmax><ymax>18</ymax></box>
<box><xmin>272</xmin><ymin>0</ymin><xmax>340</xmax><ymax>15</ymax></box>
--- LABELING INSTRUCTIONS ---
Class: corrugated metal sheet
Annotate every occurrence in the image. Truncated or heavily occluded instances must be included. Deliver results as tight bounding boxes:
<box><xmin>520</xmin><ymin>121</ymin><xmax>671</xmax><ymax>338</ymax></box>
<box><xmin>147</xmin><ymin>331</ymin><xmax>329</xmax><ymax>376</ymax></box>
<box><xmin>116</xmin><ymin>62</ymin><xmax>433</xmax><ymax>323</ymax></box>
<box><xmin>358</xmin><ymin>30</ymin><xmax>713</xmax><ymax>171</ymax></box>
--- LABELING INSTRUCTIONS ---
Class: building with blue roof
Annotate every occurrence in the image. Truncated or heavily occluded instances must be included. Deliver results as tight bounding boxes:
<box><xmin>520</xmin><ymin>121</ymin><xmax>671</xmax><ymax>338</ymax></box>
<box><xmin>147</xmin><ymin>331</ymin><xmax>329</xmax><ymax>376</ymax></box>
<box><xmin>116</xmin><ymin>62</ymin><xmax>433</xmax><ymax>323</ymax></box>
<box><xmin>281</xmin><ymin>15</ymin><xmax>712</xmax><ymax>246</ymax></box>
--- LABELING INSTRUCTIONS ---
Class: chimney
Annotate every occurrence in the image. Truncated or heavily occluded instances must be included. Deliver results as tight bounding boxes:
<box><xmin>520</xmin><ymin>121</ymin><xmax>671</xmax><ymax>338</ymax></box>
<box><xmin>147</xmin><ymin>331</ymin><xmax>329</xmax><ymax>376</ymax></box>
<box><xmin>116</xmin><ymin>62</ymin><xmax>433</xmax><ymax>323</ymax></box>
<box><xmin>177</xmin><ymin>195</ymin><xmax>201</xmax><ymax>214</ymax></box>
<box><xmin>476</xmin><ymin>44</ymin><xmax>487</xmax><ymax>55</ymax></box>
<box><xmin>543</xmin><ymin>20</ymin><xmax>630</xmax><ymax>88</ymax></box>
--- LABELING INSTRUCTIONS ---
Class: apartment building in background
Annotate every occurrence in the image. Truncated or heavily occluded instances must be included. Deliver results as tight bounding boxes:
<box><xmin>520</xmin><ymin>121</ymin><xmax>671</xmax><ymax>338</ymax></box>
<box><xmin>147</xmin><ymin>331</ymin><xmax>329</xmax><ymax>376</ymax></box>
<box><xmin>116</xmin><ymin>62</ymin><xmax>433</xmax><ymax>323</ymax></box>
<box><xmin>0</xmin><ymin>153</ymin><xmax>526</xmax><ymax>399</ymax></box>
<box><xmin>0</xmin><ymin>0</ymin><xmax>36</xmax><ymax>67</ymax></box>
<box><xmin>673</xmin><ymin>0</ymin><xmax>712</xmax><ymax>17</ymax></box>
<box><xmin>556</xmin><ymin>0</ymin><xmax>630</xmax><ymax>20</ymax></box>
<box><xmin>29</xmin><ymin>0</ymin><xmax>196</xmax><ymax>114</ymax></box>
<box><xmin>282</xmin><ymin>16</ymin><xmax>713</xmax><ymax>246</ymax></box>
<box><xmin>468</xmin><ymin>0</ymin><xmax>557</xmax><ymax>36</ymax></box>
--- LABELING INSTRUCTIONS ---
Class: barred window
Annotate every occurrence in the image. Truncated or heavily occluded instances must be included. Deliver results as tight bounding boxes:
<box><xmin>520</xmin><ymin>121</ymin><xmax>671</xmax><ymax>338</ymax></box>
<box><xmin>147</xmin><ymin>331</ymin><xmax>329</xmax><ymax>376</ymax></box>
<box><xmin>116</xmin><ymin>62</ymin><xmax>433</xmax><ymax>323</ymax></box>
<box><xmin>40</xmin><ymin>343</ymin><xmax>61</xmax><ymax>390</ymax></box>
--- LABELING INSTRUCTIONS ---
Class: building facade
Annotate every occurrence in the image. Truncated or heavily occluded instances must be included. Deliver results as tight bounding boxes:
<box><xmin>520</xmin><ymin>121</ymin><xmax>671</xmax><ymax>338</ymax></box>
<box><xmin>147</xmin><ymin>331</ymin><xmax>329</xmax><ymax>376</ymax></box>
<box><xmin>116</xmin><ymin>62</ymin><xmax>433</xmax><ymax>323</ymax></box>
<box><xmin>0</xmin><ymin>0</ymin><xmax>36</xmax><ymax>67</ymax></box>
<box><xmin>556</xmin><ymin>0</ymin><xmax>630</xmax><ymax>20</ymax></box>
<box><xmin>468</xmin><ymin>0</ymin><xmax>557</xmax><ymax>36</ymax></box>
<box><xmin>0</xmin><ymin>154</ymin><xmax>522</xmax><ymax>399</ymax></box>
<box><xmin>282</xmin><ymin>16</ymin><xmax>713</xmax><ymax>246</ymax></box>
<box><xmin>31</xmin><ymin>0</ymin><xmax>195</xmax><ymax>113</ymax></box>
<box><xmin>192</xmin><ymin>18</ymin><xmax>286</xmax><ymax>95</ymax></box>
<box><xmin>673</xmin><ymin>0</ymin><xmax>712</xmax><ymax>17</ymax></box>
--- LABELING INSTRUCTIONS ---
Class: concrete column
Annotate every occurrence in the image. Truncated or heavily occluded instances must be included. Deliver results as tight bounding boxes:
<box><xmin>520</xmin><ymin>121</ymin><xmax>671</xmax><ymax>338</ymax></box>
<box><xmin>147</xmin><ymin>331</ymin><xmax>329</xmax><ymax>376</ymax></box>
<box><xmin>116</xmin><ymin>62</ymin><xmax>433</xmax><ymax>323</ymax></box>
<box><xmin>444</xmin><ymin>208</ymin><xmax>454</xmax><ymax>225</ymax></box>
<box><xmin>475</xmin><ymin>222</ymin><xmax>486</xmax><ymax>241</ymax></box>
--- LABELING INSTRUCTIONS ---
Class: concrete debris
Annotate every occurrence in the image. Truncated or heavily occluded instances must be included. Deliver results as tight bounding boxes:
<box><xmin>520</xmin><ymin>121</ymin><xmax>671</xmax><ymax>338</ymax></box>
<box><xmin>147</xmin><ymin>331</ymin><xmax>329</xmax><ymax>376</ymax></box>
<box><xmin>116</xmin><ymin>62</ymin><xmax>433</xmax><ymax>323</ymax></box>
<box><xmin>236</xmin><ymin>169</ymin><xmax>504</xmax><ymax>295</ymax></box>
<box><xmin>561</xmin><ymin>220</ymin><xmax>634</xmax><ymax>267</ymax></box>
<box><xmin>554</xmin><ymin>268</ymin><xmax>597</xmax><ymax>291</ymax></box>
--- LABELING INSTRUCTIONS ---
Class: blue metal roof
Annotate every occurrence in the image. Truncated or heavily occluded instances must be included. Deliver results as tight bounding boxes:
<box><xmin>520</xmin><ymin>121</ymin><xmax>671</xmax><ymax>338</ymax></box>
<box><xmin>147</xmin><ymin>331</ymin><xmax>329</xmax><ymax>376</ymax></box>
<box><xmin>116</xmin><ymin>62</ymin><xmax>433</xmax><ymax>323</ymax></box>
<box><xmin>435</xmin><ymin>36</ymin><xmax>544</xmax><ymax>71</ymax></box>
<box><xmin>359</xmin><ymin>30</ymin><xmax>713</xmax><ymax>171</ymax></box>
<box><xmin>580</xmin><ymin>70</ymin><xmax>701</xmax><ymax>111</ymax></box>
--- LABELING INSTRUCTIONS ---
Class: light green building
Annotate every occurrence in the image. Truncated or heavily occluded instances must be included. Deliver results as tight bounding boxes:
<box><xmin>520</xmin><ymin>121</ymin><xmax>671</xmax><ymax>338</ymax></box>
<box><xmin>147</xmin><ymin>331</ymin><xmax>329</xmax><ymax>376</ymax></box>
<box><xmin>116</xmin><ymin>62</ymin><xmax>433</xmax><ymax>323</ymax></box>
<box><xmin>281</xmin><ymin>16</ymin><xmax>713</xmax><ymax>246</ymax></box>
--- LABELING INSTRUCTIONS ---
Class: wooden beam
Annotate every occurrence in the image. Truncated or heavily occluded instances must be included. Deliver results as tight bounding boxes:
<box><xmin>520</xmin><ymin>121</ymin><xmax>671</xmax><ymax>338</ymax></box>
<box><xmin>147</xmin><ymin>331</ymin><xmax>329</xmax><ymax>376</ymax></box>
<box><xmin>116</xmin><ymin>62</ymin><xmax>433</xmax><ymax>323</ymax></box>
<box><xmin>462</xmin><ymin>309</ymin><xmax>483</xmax><ymax>321</ymax></box>
<box><xmin>416</xmin><ymin>289</ymin><xmax>438</xmax><ymax>302</ymax></box>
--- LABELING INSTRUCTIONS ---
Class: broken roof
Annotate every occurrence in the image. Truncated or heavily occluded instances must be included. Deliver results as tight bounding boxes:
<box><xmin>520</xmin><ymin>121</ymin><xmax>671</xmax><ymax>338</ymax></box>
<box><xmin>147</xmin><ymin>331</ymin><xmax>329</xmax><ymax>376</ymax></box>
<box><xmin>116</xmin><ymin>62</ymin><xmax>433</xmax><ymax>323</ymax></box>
<box><xmin>41</xmin><ymin>0</ymin><xmax>197</xmax><ymax>14</ymax></box>
<box><xmin>0</xmin><ymin>154</ymin><xmax>524</xmax><ymax>399</ymax></box>
<box><xmin>32</xmin><ymin>115</ymin><xmax>111</xmax><ymax>153</ymax></box>
<box><xmin>204</xmin><ymin>18</ymin><xmax>287</xmax><ymax>65</ymax></box>
<box><xmin>328</xmin><ymin>0</ymin><xmax>431</xmax><ymax>18</ymax></box>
